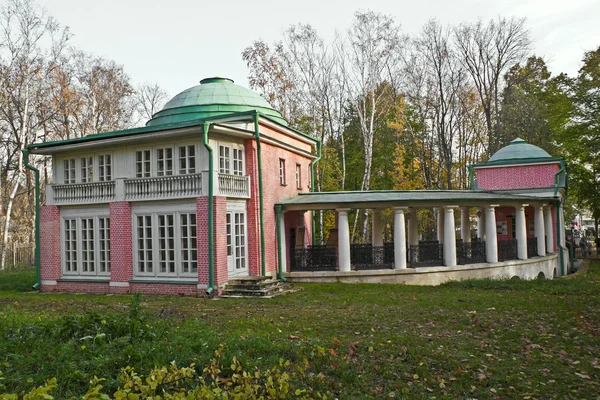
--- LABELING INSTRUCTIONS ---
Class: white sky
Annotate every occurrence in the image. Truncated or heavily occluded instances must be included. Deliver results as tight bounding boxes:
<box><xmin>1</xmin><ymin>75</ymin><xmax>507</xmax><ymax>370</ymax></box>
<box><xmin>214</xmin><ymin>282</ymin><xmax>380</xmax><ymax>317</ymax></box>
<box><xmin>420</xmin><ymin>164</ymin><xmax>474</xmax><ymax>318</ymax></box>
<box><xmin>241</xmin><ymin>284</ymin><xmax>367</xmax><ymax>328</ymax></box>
<box><xmin>38</xmin><ymin>0</ymin><xmax>600</xmax><ymax>99</ymax></box>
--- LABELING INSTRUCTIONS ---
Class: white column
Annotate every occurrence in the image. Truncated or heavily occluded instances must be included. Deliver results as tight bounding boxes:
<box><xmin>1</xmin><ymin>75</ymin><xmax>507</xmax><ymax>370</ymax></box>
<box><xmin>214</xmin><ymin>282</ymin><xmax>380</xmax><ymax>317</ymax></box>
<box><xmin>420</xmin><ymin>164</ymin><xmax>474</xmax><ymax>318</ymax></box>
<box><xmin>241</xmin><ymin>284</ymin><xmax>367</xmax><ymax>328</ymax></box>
<box><xmin>515</xmin><ymin>204</ymin><xmax>528</xmax><ymax>260</ymax></box>
<box><xmin>337</xmin><ymin>208</ymin><xmax>351</xmax><ymax>272</ymax></box>
<box><xmin>460</xmin><ymin>207</ymin><xmax>471</xmax><ymax>243</ymax></box>
<box><xmin>477</xmin><ymin>208</ymin><xmax>487</xmax><ymax>241</ymax></box>
<box><xmin>393</xmin><ymin>207</ymin><xmax>407</xmax><ymax>269</ymax></box>
<box><xmin>535</xmin><ymin>205</ymin><xmax>546</xmax><ymax>256</ymax></box>
<box><xmin>435</xmin><ymin>207</ymin><xmax>445</xmax><ymax>244</ymax></box>
<box><xmin>372</xmin><ymin>209</ymin><xmax>383</xmax><ymax>247</ymax></box>
<box><xmin>485</xmin><ymin>205</ymin><xmax>498</xmax><ymax>263</ymax></box>
<box><xmin>544</xmin><ymin>206</ymin><xmax>554</xmax><ymax>253</ymax></box>
<box><xmin>444</xmin><ymin>206</ymin><xmax>458</xmax><ymax>267</ymax></box>
<box><xmin>558</xmin><ymin>205</ymin><xmax>566</xmax><ymax>247</ymax></box>
<box><xmin>278</xmin><ymin>210</ymin><xmax>287</xmax><ymax>272</ymax></box>
<box><xmin>408</xmin><ymin>208</ymin><xmax>419</xmax><ymax>246</ymax></box>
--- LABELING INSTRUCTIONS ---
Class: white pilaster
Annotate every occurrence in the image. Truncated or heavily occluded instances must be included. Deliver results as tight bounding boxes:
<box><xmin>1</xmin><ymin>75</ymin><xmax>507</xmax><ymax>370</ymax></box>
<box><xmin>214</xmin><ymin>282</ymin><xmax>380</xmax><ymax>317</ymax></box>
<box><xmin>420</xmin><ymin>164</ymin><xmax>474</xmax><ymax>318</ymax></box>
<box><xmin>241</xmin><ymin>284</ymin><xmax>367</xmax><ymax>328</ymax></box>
<box><xmin>393</xmin><ymin>207</ymin><xmax>407</xmax><ymax>269</ymax></box>
<box><xmin>408</xmin><ymin>208</ymin><xmax>419</xmax><ymax>246</ymax></box>
<box><xmin>515</xmin><ymin>204</ymin><xmax>528</xmax><ymax>260</ymax></box>
<box><xmin>372</xmin><ymin>210</ymin><xmax>383</xmax><ymax>247</ymax></box>
<box><xmin>544</xmin><ymin>206</ymin><xmax>554</xmax><ymax>253</ymax></box>
<box><xmin>460</xmin><ymin>207</ymin><xmax>471</xmax><ymax>243</ymax></box>
<box><xmin>435</xmin><ymin>207</ymin><xmax>445</xmax><ymax>244</ymax></box>
<box><xmin>558</xmin><ymin>204</ymin><xmax>566</xmax><ymax>247</ymax></box>
<box><xmin>535</xmin><ymin>205</ymin><xmax>546</xmax><ymax>256</ymax></box>
<box><xmin>278</xmin><ymin>210</ymin><xmax>287</xmax><ymax>272</ymax></box>
<box><xmin>444</xmin><ymin>206</ymin><xmax>458</xmax><ymax>266</ymax></box>
<box><xmin>477</xmin><ymin>208</ymin><xmax>487</xmax><ymax>241</ymax></box>
<box><xmin>485</xmin><ymin>205</ymin><xmax>499</xmax><ymax>263</ymax></box>
<box><xmin>337</xmin><ymin>208</ymin><xmax>351</xmax><ymax>272</ymax></box>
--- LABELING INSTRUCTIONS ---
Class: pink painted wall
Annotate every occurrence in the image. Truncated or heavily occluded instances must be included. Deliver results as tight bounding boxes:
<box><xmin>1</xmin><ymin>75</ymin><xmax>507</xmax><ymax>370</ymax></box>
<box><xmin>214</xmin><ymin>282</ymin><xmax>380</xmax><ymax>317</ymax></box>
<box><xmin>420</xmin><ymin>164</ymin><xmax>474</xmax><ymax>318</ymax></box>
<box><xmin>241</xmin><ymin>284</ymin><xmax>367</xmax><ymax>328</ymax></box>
<box><xmin>475</xmin><ymin>163</ymin><xmax>560</xmax><ymax>190</ymax></box>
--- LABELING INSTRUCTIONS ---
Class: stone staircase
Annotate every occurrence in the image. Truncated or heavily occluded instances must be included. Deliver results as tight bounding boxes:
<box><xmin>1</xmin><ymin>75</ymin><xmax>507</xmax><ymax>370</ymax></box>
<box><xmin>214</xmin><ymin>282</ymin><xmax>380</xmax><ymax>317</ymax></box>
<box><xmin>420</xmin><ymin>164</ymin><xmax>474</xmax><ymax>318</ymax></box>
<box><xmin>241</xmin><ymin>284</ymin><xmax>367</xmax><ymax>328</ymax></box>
<box><xmin>221</xmin><ymin>276</ymin><xmax>302</xmax><ymax>298</ymax></box>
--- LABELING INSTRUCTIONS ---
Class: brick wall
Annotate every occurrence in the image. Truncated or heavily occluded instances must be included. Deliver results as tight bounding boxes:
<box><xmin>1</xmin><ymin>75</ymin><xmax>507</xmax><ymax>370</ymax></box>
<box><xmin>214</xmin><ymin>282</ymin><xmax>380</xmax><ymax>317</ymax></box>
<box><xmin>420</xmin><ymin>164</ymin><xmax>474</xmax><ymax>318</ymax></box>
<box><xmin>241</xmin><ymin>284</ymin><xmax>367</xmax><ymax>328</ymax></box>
<box><xmin>40</xmin><ymin>205</ymin><xmax>61</xmax><ymax>290</ymax></box>
<box><xmin>109</xmin><ymin>202</ymin><xmax>133</xmax><ymax>286</ymax></box>
<box><xmin>475</xmin><ymin>163</ymin><xmax>560</xmax><ymax>190</ymax></box>
<box><xmin>197</xmin><ymin>196</ymin><xmax>228</xmax><ymax>291</ymax></box>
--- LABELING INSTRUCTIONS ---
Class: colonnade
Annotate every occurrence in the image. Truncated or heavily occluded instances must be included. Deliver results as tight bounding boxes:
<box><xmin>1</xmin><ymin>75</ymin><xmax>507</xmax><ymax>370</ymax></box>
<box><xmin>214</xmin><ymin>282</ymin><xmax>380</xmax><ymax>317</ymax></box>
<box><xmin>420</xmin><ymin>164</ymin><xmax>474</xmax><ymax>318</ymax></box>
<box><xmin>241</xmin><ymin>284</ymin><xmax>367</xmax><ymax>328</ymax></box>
<box><xmin>279</xmin><ymin>204</ymin><xmax>556</xmax><ymax>273</ymax></box>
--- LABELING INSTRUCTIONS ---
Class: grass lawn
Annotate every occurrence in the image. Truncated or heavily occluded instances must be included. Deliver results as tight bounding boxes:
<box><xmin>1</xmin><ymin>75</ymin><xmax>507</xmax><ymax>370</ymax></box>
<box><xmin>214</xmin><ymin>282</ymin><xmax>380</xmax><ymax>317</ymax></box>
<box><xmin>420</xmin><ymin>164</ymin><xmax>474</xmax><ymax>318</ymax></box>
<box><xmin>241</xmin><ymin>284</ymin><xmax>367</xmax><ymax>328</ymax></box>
<box><xmin>0</xmin><ymin>264</ymin><xmax>599</xmax><ymax>398</ymax></box>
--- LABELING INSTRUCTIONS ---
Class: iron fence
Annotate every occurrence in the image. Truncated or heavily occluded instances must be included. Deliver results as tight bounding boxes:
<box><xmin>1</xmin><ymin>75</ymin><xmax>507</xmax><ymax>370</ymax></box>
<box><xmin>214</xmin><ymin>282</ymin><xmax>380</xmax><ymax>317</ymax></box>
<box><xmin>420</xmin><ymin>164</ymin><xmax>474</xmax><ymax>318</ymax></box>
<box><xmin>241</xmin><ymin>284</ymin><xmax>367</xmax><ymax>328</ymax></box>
<box><xmin>498</xmin><ymin>239</ymin><xmax>518</xmax><ymax>262</ymax></box>
<box><xmin>457</xmin><ymin>241</ymin><xmax>487</xmax><ymax>265</ymax></box>
<box><xmin>292</xmin><ymin>246</ymin><xmax>337</xmax><ymax>272</ymax></box>
<box><xmin>527</xmin><ymin>238</ymin><xmax>538</xmax><ymax>257</ymax></box>
<box><xmin>350</xmin><ymin>244</ymin><xmax>393</xmax><ymax>270</ymax></box>
<box><xmin>409</xmin><ymin>242</ymin><xmax>443</xmax><ymax>267</ymax></box>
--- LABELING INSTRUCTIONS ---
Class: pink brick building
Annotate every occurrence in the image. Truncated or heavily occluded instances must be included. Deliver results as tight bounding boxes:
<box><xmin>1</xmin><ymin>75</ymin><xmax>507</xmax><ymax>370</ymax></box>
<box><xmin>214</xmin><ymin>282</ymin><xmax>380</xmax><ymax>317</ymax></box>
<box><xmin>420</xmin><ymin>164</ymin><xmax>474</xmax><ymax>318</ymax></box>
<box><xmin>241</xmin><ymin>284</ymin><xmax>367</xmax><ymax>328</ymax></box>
<box><xmin>29</xmin><ymin>78</ymin><xmax>318</xmax><ymax>296</ymax></box>
<box><xmin>28</xmin><ymin>79</ymin><xmax>569</xmax><ymax>294</ymax></box>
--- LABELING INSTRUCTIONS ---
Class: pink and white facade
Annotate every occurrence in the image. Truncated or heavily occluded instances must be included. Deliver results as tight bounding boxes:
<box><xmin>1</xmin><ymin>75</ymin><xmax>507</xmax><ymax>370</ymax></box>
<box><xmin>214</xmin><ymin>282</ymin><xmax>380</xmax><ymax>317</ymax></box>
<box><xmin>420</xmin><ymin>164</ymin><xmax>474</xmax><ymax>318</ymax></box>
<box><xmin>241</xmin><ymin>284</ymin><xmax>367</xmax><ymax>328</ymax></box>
<box><xmin>29</xmin><ymin>78</ymin><xmax>319</xmax><ymax>296</ymax></box>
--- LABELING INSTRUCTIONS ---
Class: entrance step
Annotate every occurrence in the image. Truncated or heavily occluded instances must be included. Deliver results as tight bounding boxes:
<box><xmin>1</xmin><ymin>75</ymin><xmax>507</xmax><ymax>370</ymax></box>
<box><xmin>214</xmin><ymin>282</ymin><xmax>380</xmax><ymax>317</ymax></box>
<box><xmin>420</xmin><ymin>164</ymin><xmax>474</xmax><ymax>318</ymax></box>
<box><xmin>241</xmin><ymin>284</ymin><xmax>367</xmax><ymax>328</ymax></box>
<box><xmin>221</xmin><ymin>278</ymin><xmax>303</xmax><ymax>298</ymax></box>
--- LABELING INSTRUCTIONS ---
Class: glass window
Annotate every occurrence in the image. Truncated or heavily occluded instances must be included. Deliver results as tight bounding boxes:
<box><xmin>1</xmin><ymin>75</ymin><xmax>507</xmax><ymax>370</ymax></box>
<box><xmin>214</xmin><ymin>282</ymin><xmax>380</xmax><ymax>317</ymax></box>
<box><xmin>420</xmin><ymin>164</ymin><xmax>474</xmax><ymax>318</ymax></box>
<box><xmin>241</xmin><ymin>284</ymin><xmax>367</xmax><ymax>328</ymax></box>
<box><xmin>81</xmin><ymin>157</ymin><xmax>93</xmax><ymax>183</ymax></box>
<box><xmin>296</xmin><ymin>164</ymin><xmax>301</xmax><ymax>189</ymax></box>
<box><xmin>219</xmin><ymin>145</ymin><xmax>230</xmax><ymax>174</ymax></box>
<box><xmin>136</xmin><ymin>150</ymin><xmax>151</xmax><ymax>178</ymax></box>
<box><xmin>179</xmin><ymin>145</ymin><xmax>196</xmax><ymax>174</ymax></box>
<box><xmin>180</xmin><ymin>213</ymin><xmax>197</xmax><ymax>274</ymax></box>
<box><xmin>137</xmin><ymin>215</ymin><xmax>153</xmax><ymax>274</ymax></box>
<box><xmin>233</xmin><ymin>148</ymin><xmax>244</xmax><ymax>176</ymax></box>
<box><xmin>157</xmin><ymin>148</ymin><xmax>173</xmax><ymax>176</ymax></box>
<box><xmin>62</xmin><ymin>216</ymin><xmax>110</xmax><ymax>276</ymax></box>
<box><xmin>279</xmin><ymin>159</ymin><xmax>286</xmax><ymax>185</ymax></box>
<box><xmin>98</xmin><ymin>154</ymin><xmax>112</xmax><ymax>181</ymax></box>
<box><xmin>64</xmin><ymin>159</ymin><xmax>76</xmax><ymax>184</ymax></box>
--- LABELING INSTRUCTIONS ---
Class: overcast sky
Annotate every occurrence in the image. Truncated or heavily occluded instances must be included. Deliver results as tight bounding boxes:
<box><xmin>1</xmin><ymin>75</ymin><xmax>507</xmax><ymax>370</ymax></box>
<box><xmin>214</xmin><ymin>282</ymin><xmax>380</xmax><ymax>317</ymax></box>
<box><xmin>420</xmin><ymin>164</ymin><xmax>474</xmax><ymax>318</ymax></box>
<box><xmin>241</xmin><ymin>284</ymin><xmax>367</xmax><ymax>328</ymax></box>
<box><xmin>38</xmin><ymin>0</ymin><xmax>600</xmax><ymax>99</ymax></box>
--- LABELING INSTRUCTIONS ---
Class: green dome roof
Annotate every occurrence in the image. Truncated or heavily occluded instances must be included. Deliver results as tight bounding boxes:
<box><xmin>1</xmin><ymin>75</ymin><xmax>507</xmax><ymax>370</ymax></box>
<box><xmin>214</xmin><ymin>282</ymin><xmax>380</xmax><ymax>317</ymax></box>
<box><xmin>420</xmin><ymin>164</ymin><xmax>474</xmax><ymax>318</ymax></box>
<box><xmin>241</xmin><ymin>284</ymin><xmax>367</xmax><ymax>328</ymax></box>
<box><xmin>488</xmin><ymin>138</ymin><xmax>552</xmax><ymax>163</ymax></box>
<box><xmin>146</xmin><ymin>77</ymin><xmax>288</xmax><ymax>127</ymax></box>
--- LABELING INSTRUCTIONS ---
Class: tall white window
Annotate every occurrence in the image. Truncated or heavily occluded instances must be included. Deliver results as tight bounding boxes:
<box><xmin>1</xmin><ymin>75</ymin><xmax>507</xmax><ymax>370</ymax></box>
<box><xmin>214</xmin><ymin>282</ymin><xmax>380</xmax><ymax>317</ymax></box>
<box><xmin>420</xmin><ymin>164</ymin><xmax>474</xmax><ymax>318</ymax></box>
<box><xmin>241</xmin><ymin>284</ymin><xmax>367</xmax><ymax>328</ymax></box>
<box><xmin>81</xmin><ymin>157</ymin><xmax>93</xmax><ymax>183</ymax></box>
<box><xmin>156</xmin><ymin>148</ymin><xmax>173</xmax><ymax>176</ymax></box>
<box><xmin>136</xmin><ymin>215</ymin><xmax>153</xmax><ymax>273</ymax></box>
<box><xmin>279</xmin><ymin>159</ymin><xmax>286</xmax><ymax>185</ymax></box>
<box><xmin>178</xmin><ymin>145</ymin><xmax>196</xmax><ymax>174</ymax></box>
<box><xmin>98</xmin><ymin>154</ymin><xmax>112</xmax><ymax>181</ymax></box>
<box><xmin>136</xmin><ymin>150</ymin><xmax>151</xmax><ymax>178</ymax></box>
<box><xmin>180</xmin><ymin>213</ymin><xmax>197</xmax><ymax>274</ymax></box>
<box><xmin>226</xmin><ymin>209</ymin><xmax>247</xmax><ymax>274</ymax></box>
<box><xmin>295</xmin><ymin>164</ymin><xmax>301</xmax><ymax>189</ymax></box>
<box><xmin>64</xmin><ymin>159</ymin><xmax>76</xmax><ymax>184</ymax></box>
<box><xmin>233</xmin><ymin>148</ymin><xmax>244</xmax><ymax>176</ymax></box>
<box><xmin>219</xmin><ymin>145</ymin><xmax>231</xmax><ymax>174</ymax></box>
<box><xmin>98</xmin><ymin>217</ymin><xmax>110</xmax><ymax>273</ymax></box>
<box><xmin>134</xmin><ymin>210</ymin><xmax>198</xmax><ymax>278</ymax></box>
<box><xmin>62</xmin><ymin>214</ymin><xmax>110</xmax><ymax>276</ymax></box>
<box><xmin>64</xmin><ymin>219</ymin><xmax>77</xmax><ymax>271</ymax></box>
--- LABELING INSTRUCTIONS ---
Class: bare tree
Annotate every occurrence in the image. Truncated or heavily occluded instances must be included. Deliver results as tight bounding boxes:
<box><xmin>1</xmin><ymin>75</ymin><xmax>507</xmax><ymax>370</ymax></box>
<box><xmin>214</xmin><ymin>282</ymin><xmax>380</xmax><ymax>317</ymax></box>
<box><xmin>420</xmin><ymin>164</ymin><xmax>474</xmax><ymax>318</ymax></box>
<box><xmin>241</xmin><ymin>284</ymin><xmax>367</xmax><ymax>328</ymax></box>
<box><xmin>134</xmin><ymin>82</ymin><xmax>169</xmax><ymax>124</ymax></box>
<box><xmin>0</xmin><ymin>0</ymin><xmax>69</xmax><ymax>268</ymax></box>
<box><xmin>454</xmin><ymin>16</ymin><xmax>532</xmax><ymax>156</ymax></box>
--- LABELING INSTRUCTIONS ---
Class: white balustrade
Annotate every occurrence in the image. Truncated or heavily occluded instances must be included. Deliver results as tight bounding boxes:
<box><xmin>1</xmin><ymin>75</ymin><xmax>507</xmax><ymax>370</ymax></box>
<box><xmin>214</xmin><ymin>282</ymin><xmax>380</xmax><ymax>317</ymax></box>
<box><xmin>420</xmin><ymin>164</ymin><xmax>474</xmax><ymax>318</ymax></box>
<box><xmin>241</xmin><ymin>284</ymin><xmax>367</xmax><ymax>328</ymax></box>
<box><xmin>124</xmin><ymin>173</ymin><xmax>203</xmax><ymax>200</ymax></box>
<box><xmin>217</xmin><ymin>173</ymin><xmax>250</xmax><ymax>198</ymax></box>
<box><xmin>52</xmin><ymin>181</ymin><xmax>116</xmax><ymax>204</ymax></box>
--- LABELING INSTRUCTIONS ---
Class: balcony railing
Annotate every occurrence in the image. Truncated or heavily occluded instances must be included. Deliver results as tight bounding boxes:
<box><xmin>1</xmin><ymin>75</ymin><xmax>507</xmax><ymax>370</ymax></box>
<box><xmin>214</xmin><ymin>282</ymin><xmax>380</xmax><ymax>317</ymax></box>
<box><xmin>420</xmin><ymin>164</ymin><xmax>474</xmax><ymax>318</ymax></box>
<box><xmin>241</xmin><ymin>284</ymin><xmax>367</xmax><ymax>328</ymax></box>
<box><xmin>52</xmin><ymin>181</ymin><xmax>115</xmax><ymax>204</ymax></box>
<box><xmin>457</xmin><ymin>240</ymin><xmax>487</xmax><ymax>265</ymax></box>
<box><xmin>217</xmin><ymin>173</ymin><xmax>250</xmax><ymax>198</ymax></box>
<box><xmin>350</xmin><ymin>244</ymin><xmax>394</xmax><ymax>270</ymax></box>
<box><xmin>409</xmin><ymin>241</ymin><xmax>443</xmax><ymax>267</ymax></box>
<box><xmin>291</xmin><ymin>246</ymin><xmax>337</xmax><ymax>272</ymax></box>
<box><xmin>527</xmin><ymin>237</ymin><xmax>538</xmax><ymax>257</ymax></box>
<box><xmin>124</xmin><ymin>173</ymin><xmax>203</xmax><ymax>201</ymax></box>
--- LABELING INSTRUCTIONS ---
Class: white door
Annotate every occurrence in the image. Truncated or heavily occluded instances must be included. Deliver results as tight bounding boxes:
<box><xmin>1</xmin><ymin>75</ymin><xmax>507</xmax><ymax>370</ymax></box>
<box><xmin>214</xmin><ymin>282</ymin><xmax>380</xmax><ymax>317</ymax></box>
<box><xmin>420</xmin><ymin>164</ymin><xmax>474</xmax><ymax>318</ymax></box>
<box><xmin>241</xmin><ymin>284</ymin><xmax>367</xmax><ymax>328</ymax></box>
<box><xmin>227</xmin><ymin>211</ymin><xmax>248</xmax><ymax>276</ymax></box>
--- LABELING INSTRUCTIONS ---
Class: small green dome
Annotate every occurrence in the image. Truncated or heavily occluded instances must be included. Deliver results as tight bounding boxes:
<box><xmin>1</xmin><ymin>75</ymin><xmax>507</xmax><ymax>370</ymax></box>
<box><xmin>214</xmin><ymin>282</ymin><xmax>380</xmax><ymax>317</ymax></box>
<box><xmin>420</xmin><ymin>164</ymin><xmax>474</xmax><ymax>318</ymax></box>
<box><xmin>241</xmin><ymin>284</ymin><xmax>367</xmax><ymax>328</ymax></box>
<box><xmin>488</xmin><ymin>138</ymin><xmax>552</xmax><ymax>163</ymax></box>
<box><xmin>146</xmin><ymin>77</ymin><xmax>288</xmax><ymax>127</ymax></box>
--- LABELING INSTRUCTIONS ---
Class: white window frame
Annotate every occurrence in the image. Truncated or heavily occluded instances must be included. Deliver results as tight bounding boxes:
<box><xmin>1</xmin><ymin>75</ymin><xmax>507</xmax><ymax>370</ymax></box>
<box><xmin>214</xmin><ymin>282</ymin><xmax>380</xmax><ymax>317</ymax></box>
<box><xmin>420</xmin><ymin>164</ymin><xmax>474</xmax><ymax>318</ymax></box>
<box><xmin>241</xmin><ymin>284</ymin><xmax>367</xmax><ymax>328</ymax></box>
<box><xmin>218</xmin><ymin>142</ymin><xmax>245</xmax><ymax>176</ymax></box>
<box><xmin>60</xmin><ymin>207</ymin><xmax>110</xmax><ymax>278</ymax></box>
<box><xmin>226</xmin><ymin>201</ymin><xmax>249</xmax><ymax>275</ymax></box>
<box><xmin>132</xmin><ymin>203</ymin><xmax>197</xmax><ymax>279</ymax></box>
<box><xmin>156</xmin><ymin>147</ymin><xmax>174</xmax><ymax>177</ymax></box>
<box><xmin>80</xmin><ymin>156</ymin><xmax>93</xmax><ymax>183</ymax></box>
<box><xmin>135</xmin><ymin>149</ymin><xmax>152</xmax><ymax>178</ymax></box>
<box><xmin>178</xmin><ymin>145</ymin><xmax>197</xmax><ymax>175</ymax></box>
<box><xmin>97</xmin><ymin>153</ymin><xmax>113</xmax><ymax>182</ymax></box>
<box><xmin>295</xmin><ymin>163</ymin><xmax>301</xmax><ymax>189</ymax></box>
<box><xmin>63</xmin><ymin>158</ymin><xmax>76</xmax><ymax>184</ymax></box>
<box><xmin>279</xmin><ymin>158</ymin><xmax>286</xmax><ymax>185</ymax></box>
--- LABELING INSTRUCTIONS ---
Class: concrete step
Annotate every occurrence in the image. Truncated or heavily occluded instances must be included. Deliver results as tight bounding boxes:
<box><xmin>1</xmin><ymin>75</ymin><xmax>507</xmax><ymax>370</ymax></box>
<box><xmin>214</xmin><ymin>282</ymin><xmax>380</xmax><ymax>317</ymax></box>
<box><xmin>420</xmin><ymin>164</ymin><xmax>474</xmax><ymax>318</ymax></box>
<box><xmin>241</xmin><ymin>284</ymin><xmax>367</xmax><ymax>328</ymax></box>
<box><xmin>221</xmin><ymin>280</ymin><xmax>303</xmax><ymax>298</ymax></box>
